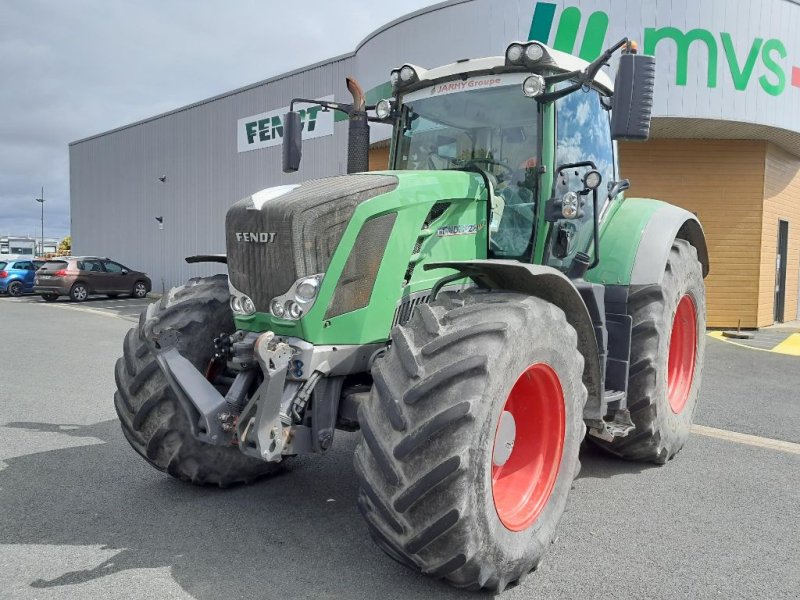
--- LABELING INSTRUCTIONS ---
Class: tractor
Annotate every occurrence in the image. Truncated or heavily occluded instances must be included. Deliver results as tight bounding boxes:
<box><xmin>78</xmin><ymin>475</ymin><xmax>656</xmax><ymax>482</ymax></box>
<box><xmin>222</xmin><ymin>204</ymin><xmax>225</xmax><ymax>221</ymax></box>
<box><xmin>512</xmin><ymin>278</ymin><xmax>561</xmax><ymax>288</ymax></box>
<box><xmin>114</xmin><ymin>38</ymin><xmax>708</xmax><ymax>591</ymax></box>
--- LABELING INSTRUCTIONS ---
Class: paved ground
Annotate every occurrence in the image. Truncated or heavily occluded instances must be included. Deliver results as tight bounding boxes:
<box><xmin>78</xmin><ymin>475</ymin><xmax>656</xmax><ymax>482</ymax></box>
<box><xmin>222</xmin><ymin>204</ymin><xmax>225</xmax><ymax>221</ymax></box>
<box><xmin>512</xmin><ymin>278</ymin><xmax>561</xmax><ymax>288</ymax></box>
<box><xmin>0</xmin><ymin>295</ymin><xmax>798</xmax><ymax>599</ymax></box>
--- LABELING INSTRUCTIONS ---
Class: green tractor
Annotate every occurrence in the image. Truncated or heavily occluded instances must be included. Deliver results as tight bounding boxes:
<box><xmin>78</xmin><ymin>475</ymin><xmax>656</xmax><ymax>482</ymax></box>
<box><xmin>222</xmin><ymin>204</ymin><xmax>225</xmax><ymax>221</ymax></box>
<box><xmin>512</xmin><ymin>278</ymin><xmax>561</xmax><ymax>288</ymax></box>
<box><xmin>115</xmin><ymin>38</ymin><xmax>708</xmax><ymax>591</ymax></box>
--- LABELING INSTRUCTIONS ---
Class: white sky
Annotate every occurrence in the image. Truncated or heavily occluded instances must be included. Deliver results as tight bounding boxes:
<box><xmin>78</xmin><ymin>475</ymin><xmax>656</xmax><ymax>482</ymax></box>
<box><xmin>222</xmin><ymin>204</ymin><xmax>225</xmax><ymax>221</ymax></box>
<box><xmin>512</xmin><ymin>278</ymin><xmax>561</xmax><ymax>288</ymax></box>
<box><xmin>0</xmin><ymin>0</ymin><xmax>440</xmax><ymax>241</ymax></box>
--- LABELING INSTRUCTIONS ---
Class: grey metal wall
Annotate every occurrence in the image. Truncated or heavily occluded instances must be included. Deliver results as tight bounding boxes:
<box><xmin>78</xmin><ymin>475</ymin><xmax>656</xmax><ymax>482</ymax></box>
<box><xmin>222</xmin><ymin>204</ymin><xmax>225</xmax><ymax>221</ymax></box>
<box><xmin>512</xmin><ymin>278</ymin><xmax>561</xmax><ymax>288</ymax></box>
<box><xmin>70</xmin><ymin>56</ymin><xmax>354</xmax><ymax>291</ymax></box>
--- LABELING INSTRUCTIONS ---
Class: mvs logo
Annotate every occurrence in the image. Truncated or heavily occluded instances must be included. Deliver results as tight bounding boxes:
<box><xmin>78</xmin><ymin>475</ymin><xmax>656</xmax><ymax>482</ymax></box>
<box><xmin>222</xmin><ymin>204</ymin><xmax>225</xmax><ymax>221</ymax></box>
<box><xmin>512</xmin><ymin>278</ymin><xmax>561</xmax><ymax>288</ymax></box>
<box><xmin>528</xmin><ymin>2</ymin><xmax>799</xmax><ymax>97</ymax></box>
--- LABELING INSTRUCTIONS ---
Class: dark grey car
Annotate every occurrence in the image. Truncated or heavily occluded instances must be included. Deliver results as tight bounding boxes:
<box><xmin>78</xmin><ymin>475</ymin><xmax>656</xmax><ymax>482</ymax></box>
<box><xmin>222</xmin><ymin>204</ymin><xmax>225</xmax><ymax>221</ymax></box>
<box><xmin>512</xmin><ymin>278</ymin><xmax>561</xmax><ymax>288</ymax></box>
<box><xmin>34</xmin><ymin>256</ymin><xmax>152</xmax><ymax>302</ymax></box>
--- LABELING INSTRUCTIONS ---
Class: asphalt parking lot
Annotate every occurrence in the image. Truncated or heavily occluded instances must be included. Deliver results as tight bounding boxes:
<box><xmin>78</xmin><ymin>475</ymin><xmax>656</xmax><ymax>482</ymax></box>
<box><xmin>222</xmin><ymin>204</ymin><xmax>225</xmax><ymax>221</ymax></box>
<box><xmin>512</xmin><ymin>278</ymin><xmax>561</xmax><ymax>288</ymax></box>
<box><xmin>1</xmin><ymin>295</ymin><xmax>798</xmax><ymax>599</ymax></box>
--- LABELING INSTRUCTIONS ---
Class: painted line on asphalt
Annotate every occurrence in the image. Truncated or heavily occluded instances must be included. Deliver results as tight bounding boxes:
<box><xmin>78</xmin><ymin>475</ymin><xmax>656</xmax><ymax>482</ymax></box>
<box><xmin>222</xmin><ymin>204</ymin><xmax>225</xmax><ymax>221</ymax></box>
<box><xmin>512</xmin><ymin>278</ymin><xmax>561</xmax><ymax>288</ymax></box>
<box><xmin>35</xmin><ymin>302</ymin><xmax>131</xmax><ymax>321</ymax></box>
<box><xmin>707</xmin><ymin>331</ymin><xmax>800</xmax><ymax>356</ymax></box>
<box><xmin>771</xmin><ymin>333</ymin><xmax>800</xmax><ymax>356</ymax></box>
<box><xmin>691</xmin><ymin>424</ymin><xmax>800</xmax><ymax>455</ymax></box>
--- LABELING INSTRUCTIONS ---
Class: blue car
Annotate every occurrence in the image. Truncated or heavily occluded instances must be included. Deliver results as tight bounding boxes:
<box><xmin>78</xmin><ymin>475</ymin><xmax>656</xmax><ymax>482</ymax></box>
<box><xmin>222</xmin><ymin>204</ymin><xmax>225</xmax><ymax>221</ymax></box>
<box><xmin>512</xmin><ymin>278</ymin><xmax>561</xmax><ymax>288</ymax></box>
<box><xmin>0</xmin><ymin>257</ymin><xmax>44</xmax><ymax>297</ymax></box>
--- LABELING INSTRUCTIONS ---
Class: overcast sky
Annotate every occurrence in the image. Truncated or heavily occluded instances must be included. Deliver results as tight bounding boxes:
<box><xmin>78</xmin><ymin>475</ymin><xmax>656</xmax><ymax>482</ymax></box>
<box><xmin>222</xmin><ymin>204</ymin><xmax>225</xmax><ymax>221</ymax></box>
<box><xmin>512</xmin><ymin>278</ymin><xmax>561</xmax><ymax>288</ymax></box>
<box><xmin>0</xmin><ymin>0</ymin><xmax>439</xmax><ymax>242</ymax></box>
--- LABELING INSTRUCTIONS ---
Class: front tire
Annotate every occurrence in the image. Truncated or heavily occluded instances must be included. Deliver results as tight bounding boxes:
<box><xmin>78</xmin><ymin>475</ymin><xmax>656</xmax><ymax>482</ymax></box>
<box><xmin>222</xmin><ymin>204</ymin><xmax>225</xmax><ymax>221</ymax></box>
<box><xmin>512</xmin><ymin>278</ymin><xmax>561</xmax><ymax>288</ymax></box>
<box><xmin>355</xmin><ymin>290</ymin><xmax>587</xmax><ymax>591</ymax></box>
<box><xmin>132</xmin><ymin>281</ymin><xmax>148</xmax><ymax>298</ymax></box>
<box><xmin>41</xmin><ymin>294</ymin><xmax>59</xmax><ymax>302</ymax></box>
<box><xmin>591</xmin><ymin>239</ymin><xmax>706</xmax><ymax>463</ymax></box>
<box><xmin>113</xmin><ymin>274</ymin><xmax>277</xmax><ymax>486</ymax></box>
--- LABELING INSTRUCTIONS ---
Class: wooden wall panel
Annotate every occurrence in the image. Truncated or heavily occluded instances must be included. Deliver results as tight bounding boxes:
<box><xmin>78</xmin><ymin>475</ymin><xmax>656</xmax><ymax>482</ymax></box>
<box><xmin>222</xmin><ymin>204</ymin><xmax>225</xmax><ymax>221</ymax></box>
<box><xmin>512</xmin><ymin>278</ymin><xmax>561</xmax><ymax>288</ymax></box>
<box><xmin>619</xmin><ymin>139</ymin><xmax>767</xmax><ymax>328</ymax></box>
<box><xmin>369</xmin><ymin>146</ymin><xmax>390</xmax><ymax>171</ymax></box>
<box><xmin>761</xmin><ymin>144</ymin><xmax>800</xmax><ymax>325</ymax></box>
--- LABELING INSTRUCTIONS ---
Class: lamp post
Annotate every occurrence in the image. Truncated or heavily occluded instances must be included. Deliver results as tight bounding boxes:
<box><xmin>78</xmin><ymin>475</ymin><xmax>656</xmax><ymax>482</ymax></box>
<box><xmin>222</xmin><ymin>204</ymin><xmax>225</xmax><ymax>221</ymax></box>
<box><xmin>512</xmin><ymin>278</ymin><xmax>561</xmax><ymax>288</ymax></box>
<box><xmin>35</xmin><ymin>186</ymin><xmax>44</xmax><ymax>256</ymax></box>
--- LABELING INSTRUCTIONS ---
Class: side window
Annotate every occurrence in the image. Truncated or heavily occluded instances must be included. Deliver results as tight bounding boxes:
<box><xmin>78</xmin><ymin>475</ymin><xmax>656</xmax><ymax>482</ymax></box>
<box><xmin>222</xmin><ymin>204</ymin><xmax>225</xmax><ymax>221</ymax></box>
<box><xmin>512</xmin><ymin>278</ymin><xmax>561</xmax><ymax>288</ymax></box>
<box><xmin>555</xmin><ymin>87</ymin><xmax>614</xmax><ymax>193</ymax></box>
<box><xmin>14</xmin><ymin>261</ymin><xmax>34</xmax><ymax>270</ymax></box>
<box><xmin>103</xmin><ymin>261</ymin><xmax>125</xmax><ymax>273</ymax></box>
<box><xmin>82</xmin><ymin>260</ymin><xmax>104</xmax><ymax>272</ymax></box>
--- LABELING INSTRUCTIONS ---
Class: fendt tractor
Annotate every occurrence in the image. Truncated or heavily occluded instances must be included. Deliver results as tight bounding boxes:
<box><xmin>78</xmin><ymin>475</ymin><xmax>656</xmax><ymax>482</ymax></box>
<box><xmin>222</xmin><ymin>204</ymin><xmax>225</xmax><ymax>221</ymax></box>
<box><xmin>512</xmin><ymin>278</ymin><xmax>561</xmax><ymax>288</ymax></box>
<box><xmin>114</xmin><ymin>38</ymin><xmax>708</xmax><ymax>591</ymax></box>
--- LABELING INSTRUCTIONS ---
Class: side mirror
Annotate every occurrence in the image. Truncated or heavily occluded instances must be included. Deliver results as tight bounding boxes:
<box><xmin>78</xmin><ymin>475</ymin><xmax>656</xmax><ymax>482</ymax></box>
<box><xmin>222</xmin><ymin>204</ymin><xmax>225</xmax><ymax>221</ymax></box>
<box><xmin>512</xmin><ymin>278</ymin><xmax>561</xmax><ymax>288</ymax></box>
<box><xmin>282</xmin><ymin>111</ymin><xmax>303</xmax><ymax>173</ymax></box>
<box><xmin>121</xmin><ymin>269</ymin><xmax>129</xmax><ymax>275</ymax></box>
<box><xmin>610</xmin><ymin>53</ymin><xmax>656</xmax><ymax>141</ymax></box>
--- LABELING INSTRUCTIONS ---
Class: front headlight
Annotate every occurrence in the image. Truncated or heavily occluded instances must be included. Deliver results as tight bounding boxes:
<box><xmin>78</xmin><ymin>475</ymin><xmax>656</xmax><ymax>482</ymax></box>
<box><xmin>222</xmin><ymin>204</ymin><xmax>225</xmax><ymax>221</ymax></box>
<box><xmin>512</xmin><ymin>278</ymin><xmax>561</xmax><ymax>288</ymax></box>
<box><xmin>375</xmin><ymin>98</ymin><xmax>393</xmax><ymax>120</ymax></box>
<box><xmin>522</xmin><ymin>75</ymin><xmax>546</xmax><ymax>98</ymax></box>
<box><xmin>269</xmin><ymin>273</ymin><xmax>324</xmax><ymax>321</ymax></box>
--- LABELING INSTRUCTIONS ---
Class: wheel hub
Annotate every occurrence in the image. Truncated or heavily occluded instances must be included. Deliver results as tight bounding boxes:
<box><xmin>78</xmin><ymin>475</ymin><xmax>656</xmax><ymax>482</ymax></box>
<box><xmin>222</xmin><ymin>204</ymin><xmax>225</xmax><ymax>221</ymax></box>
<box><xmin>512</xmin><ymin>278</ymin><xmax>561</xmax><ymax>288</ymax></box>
<box><xmin>492</xmin><ymin>411</ymin><xmax>516</xmax><ymax>467</ymax></box>
<box><xmin>491</xmin><ymin>363</ymin><xmax>565</xmax><ymax>532</ymax></box>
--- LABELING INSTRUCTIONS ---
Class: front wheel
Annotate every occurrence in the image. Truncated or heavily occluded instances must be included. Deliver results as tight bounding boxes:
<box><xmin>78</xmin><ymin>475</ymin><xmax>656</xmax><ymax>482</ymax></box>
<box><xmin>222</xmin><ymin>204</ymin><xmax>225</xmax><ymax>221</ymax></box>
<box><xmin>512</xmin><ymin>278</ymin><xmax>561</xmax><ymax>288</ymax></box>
<box><xmin>355</xmin><ymin>290</ymin><xmax>587</xmax><ymax>592</ymax></box>
<box><xmin>114</xmin><ymin>274</ymin><xmax>277</xmax><ymax>486</ymax></box>
<box><xmin>41</xmin><ymin>294</ymin><xmax>59</xmax><ymax>302</ymax></box>
<box><xmin>132</xmin><ymin>281</ymin><xmax>148</xmax><ymax>298</ymax></box>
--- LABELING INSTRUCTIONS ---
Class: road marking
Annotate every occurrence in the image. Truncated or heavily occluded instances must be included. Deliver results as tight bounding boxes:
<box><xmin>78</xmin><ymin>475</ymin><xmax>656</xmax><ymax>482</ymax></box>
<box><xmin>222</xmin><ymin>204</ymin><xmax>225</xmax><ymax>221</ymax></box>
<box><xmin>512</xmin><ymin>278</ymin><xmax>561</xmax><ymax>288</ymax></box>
<box><xmin>691</xmin><ymin>424</ymin><xmax>800</xmax><ymax>455</ymax></box>
<box><xmin>35</xmin><ymin>302</ymin><xmax>131</xmax><ymax>321</ymax></box>
<box><xmin>771</xmin><ymin>333</ymin><xmax>800</xmax><ymax>356</ymax></box>
<box><xmin>707</xmin><ymin>331</ymin><xmax>800</xmax><ymax>356</ymax></box>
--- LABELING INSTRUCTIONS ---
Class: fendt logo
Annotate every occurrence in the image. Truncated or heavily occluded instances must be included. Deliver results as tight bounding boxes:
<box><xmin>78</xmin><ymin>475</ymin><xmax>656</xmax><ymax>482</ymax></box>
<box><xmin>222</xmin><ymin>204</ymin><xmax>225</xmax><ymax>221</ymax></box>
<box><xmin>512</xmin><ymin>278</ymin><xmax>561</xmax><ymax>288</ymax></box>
<box><xmin>529</xmin><ymin>2</ymin><xmax>800</xmax><ymax>97</ymax></box>
<box><xmin>236</xmin><ymin>95</ymin><xmax>335</xmax><ymax>153</ymax></box>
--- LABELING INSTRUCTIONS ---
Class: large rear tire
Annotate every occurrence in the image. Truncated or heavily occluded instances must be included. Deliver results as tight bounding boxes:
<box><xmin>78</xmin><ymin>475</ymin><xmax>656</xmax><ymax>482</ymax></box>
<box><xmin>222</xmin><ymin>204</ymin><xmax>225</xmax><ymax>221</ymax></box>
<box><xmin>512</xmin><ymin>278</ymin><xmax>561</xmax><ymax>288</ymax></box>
<box><xmin>591</xmin><ymin>239</ymin><xmax>706</xmax><ymax>463</ymax></box>
<box><xmin>113</xmin><ymin>274</ymin><xmax>277</xmax><ymax>486</ymax></box>
<box><xmin>355</xmin><ymin>290</ymin><xmax>587</xmax><ymax>592</ymax></box>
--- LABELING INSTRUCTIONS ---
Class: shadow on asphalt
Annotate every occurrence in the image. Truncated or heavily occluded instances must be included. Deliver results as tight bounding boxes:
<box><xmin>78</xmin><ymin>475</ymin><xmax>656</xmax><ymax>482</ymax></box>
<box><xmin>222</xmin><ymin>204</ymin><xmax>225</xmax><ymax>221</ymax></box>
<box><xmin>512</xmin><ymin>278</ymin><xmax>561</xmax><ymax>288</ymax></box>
<box><xmin>1</xmin><ymin>419</ymin><xmax>654</xmax><ymax>598</ymax></box>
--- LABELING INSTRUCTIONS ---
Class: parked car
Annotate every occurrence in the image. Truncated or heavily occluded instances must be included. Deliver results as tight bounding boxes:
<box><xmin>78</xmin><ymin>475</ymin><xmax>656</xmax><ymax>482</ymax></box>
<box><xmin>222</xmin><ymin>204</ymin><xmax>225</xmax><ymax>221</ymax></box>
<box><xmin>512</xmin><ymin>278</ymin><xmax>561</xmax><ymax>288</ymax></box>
<box><xmin>0</xmin><ymin>258</ymin><xmax>44</xmax><ymax>296</ymax></box>
<box><xmin>34</xmin><ymin>256</ymin><xmax>152</xmax><ymax>302</ymax></box>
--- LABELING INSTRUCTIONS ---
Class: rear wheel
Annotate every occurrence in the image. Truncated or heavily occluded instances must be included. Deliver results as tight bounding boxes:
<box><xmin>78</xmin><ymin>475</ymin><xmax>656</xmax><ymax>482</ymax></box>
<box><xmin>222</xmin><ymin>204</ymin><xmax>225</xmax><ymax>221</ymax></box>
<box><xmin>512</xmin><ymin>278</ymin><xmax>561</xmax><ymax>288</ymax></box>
<box><xmin>70</xmin><ymin>283</ymin><xmax>88</xmax><ymax>302</ymax></box>
<box><xmin>8</xmin><ymin>281</ymin><xmax>23</xmax><ymax>297</ymax></box>
<box><xmin>591</xmin><ymin>239</ymin><xmax>706</xmax><ymax>463</ymax></box>
<box><xmin>41</xmin><ymin>294</ymin><xmax>59</xmax><ymax>302</ymax></box>
<box><xmin>355</xmin><ymin>290</ymin><xmax>587</xmax><ymax>591</ymax></box>
<box><xmin>113</xmin><ymin>274</ymin><xmax>277</xmax><ymax>486</ymax></box>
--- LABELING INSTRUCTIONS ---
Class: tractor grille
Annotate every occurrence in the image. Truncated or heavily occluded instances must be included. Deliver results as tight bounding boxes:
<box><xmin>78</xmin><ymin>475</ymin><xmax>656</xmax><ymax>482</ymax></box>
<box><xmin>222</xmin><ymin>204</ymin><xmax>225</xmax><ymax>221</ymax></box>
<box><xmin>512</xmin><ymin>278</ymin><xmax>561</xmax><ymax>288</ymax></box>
<box><xmin>225</xmin><ymin>174</ymin><xmax>397</xmax><ymax>311</ymax></box>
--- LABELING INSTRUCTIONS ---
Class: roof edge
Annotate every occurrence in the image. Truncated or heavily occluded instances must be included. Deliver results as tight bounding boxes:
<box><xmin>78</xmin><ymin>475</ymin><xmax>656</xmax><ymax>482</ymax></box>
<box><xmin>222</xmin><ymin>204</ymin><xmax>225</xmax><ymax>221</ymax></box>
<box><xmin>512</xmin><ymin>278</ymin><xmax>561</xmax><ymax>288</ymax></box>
<box><xmin>354</xmin><ymin>0</ymin><xmax>476</xmax><ymax>53</ymax></box>
<box><xmin>69</xmin><ymin>51</ymin><xmax>355</xmax><ymax>147</ymax></box>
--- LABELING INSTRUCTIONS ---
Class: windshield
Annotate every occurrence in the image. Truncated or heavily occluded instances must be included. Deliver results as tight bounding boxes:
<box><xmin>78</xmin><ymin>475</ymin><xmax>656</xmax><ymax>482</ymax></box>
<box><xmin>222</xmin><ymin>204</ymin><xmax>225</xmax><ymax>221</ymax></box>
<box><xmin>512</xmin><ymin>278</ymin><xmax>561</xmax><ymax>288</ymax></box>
<box><xmin>394</xmin><ymin>75</ymin><xmax>540</xmax><ymax>259</ymax></box>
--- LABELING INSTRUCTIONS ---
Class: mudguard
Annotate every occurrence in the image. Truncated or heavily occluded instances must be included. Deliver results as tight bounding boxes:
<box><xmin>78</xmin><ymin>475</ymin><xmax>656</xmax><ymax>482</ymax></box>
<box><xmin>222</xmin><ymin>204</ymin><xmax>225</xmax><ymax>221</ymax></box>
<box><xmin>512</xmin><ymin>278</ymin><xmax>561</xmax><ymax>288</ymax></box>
<box><xmin>587</xmin><ymin>198</ymin><xmax>709</xmax><ymax>286</ymax></box>
<box><xmin>425</xmin><ymin>260</ymin><xmax>604</xmax><ymax>425</ymax></box>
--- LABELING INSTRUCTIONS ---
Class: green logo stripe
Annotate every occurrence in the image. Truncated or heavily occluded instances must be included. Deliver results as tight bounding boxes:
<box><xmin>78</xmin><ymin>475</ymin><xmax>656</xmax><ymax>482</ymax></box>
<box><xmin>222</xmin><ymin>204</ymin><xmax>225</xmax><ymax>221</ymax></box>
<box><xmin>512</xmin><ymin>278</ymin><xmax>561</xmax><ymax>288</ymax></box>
<box><xmin>552</xmin><ymin>6</ymin><xmax>581</xmax><ymax>54</ymax></box>
<box><xmin>528</xmin><ymin>2</ymin><xmax>556</xmax><ymax>43</ymax></box>
<box><xmin>578</xmin><ymin>10</ymin><xmax>609</xmax><ymax>61</ymax></box>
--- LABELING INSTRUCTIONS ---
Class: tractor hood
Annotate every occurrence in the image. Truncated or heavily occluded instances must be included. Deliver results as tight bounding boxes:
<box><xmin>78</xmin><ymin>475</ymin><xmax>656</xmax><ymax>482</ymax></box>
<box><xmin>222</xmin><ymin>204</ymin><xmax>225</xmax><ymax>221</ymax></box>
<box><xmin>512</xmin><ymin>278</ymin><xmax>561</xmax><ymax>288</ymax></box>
<box><xmin>226</xmin><ymin>174</ymin><xmax>398</xmax><ymax>313</ymax></box>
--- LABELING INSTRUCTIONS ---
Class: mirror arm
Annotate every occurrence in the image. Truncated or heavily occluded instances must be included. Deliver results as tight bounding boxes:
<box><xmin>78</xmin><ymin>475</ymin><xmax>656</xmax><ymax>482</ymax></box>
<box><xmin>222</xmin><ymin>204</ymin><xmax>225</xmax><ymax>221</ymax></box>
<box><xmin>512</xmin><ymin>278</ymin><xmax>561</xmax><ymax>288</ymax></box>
<box><xmin>540</xmin><ymin>37</ymin><xmax>631</xmax><ymax>103</ymax></box>
<box><xmin>289</xmin><ymin>98</ymin><xmax>353</xmax><ymax>116</ymax></box>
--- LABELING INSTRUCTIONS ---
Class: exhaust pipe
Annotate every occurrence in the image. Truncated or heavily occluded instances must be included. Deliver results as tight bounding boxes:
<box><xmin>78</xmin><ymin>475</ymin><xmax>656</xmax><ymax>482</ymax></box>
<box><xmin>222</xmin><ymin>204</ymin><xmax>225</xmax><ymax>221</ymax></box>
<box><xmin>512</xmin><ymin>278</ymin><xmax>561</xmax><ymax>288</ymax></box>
<box><xmin>346</xmin><ymin>77</ymin><xmax>370</xmax><ymax>174</ymax></box>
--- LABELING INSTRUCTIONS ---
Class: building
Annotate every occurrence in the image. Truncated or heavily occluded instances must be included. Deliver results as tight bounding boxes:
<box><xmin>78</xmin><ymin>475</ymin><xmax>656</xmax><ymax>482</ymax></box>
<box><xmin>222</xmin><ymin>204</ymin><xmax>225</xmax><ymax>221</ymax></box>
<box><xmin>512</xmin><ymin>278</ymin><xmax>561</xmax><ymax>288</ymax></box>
<box><xmin>0</xmin><ymin>236</ymin><xmax>59</xmax><ymax>257</ymax></box>
<box><xmin>69</xmin><ymin>0</ymin><xmax>800</xmax><ymax>327</ymax></box>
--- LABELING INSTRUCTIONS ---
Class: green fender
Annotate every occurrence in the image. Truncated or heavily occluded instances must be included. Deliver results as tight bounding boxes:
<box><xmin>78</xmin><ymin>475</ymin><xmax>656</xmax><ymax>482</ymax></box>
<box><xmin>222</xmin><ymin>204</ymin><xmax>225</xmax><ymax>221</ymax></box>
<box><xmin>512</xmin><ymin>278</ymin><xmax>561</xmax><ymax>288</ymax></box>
<box><xmin>586</xmin><ymin>198</ymin><xmax>710</xmax><ymax>286</ymax></box>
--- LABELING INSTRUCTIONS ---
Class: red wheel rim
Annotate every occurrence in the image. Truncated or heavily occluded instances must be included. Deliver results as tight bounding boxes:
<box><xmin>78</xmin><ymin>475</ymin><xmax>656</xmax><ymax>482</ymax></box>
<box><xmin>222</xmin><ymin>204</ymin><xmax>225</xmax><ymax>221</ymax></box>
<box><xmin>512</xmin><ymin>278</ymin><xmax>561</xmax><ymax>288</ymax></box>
<box><xmin>667</xmin><ymin>295</ymin><xmax>698</xmax><ymax>414</ymax></box>
<box><xmin>491</xmin><ymin>363</ymin><xmax>565</xmax><ymax>532</ymax></box>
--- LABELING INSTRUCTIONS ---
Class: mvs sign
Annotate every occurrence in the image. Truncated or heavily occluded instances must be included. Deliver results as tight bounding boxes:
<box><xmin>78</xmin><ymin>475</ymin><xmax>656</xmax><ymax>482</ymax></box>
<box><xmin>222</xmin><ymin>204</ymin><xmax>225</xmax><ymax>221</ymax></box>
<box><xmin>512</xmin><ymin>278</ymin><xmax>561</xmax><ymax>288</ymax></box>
<box><xmin>237</xmin><ymin>95</ymin><xmax>334</xmax><ymax>153</ymax></box>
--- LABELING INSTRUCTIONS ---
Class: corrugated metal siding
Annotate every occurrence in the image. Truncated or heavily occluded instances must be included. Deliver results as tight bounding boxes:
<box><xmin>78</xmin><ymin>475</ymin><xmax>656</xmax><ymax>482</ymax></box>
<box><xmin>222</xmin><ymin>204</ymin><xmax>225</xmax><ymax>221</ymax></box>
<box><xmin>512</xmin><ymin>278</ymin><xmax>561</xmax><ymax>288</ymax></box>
<box><xmin>70</xmin><ymin>56</ymin><xmax>354</xmax><ymax>290</ymax></box>
<box><xmin>619</xmin><ymin>139</ymin><xmax>768</xmax><ymax>329</ymax></box>
<box><xmin>761</xmin><ymin>143</ymin><xmax>800</xmax><ymax>324</ymax></box>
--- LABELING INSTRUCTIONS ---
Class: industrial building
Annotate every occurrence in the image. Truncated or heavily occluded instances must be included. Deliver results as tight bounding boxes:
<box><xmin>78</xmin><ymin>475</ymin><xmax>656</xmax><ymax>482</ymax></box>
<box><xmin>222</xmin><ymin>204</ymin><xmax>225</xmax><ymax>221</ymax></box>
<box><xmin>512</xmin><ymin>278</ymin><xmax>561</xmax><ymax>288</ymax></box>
<box><xmin>69</xmin><ymin>0</ymin><xmax>800</xmax><ymax>327</ymax></box>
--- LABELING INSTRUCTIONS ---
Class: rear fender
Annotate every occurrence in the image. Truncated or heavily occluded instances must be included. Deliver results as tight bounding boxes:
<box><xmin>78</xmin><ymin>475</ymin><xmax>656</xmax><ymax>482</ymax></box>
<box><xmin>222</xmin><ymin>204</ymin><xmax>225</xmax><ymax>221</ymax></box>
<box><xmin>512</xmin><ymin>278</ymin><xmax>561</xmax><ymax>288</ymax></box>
<box><xmin>587</xmin><ymin>198</ymin><xmax>709</xmax><ymax>286</ymax></box>
<box><xmin>425</xmin><ymin>260</ymin><xmax>603</xmax><ymax>424</ymax></box>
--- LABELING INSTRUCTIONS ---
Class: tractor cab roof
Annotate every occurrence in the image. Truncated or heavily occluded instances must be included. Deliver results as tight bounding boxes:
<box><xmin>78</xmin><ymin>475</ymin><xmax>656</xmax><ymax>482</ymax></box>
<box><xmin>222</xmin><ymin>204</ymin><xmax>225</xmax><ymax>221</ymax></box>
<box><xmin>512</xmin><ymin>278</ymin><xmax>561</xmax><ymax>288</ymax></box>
<box><xmin>394</xmin><ymin>42</ymin><xmax>614</xmax><ymax>98</ymax></box>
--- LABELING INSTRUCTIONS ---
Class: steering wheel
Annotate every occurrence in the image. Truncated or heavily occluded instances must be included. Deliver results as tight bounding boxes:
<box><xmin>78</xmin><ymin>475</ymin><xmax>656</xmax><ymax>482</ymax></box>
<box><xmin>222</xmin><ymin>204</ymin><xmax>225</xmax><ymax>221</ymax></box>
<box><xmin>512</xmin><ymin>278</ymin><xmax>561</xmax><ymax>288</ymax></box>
<box><xmin>459</xmin><ymin>157</ymin><xmax>515</xmax><ymax>182</ymax></box>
